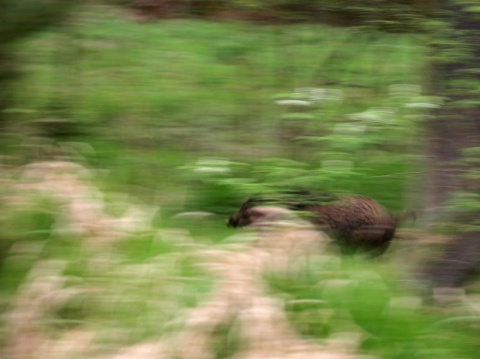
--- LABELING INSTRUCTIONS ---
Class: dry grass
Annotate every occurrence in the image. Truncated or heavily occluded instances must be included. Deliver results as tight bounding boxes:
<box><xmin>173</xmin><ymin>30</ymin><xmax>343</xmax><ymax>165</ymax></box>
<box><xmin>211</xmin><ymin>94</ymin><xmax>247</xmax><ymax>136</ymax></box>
<box><xmin>3</xmin><ymin>260</ymin><xmax>96</xmax><ymax>359</ymax></box>
<box><xmin>7</xmin><ymin>161</ymin><xmax>155</xmax><ymax>248</ymax></box>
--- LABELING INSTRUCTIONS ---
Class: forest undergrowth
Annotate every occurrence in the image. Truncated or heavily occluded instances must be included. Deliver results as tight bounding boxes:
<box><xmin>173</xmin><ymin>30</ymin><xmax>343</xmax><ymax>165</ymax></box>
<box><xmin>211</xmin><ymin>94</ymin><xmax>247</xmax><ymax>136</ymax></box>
<box><xmin>0</xmin><ymin>160</ymin><xmax>479</xmax><ymax>359</ymax></box>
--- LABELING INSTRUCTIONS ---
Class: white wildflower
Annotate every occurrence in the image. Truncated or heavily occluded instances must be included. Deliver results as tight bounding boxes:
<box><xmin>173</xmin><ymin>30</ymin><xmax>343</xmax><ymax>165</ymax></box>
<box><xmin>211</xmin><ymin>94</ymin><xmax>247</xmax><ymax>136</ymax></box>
<box><xmin>404</xmin><ymin>102</ymin><xmax>439</xmax><ymax>109</ymax></box>
<box><xmin>194</xmin><ymin>157</ymin><xmax>230</xmax><ymax>174</ymax></box>
<box><xmin>275</xmin><ymin>99</ymin><xmax>311</xmax><ymax>106</ymax></box>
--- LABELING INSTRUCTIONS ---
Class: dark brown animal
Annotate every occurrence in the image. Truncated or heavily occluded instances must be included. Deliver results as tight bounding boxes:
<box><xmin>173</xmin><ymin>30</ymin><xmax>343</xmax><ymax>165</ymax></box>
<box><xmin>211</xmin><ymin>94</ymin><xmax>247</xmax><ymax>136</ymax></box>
<box><xmin>227</xmin><ymin>192</ymin><xmax>411</xmax><ymax>257</ymax></box>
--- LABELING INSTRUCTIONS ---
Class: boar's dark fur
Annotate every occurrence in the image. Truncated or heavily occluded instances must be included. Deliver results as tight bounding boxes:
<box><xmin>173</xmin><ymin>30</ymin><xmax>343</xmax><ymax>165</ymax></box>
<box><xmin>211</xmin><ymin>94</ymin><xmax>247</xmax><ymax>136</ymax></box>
<box><xmin>227</xmin><ymin>191</ymin><xmax>410</xmax><ymax>257</ymax></box>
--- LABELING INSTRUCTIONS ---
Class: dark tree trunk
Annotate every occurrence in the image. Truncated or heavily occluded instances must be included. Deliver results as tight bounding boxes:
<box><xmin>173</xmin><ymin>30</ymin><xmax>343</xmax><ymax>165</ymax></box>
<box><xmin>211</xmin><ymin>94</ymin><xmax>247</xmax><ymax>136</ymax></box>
<box><xmin>423</xmin><ymin>1</ymin><xmax>480</xmax><ymax>289</ymax></box>
<box><xmin>426</xmin><ymin>231</ymin><xmax>480</xmax><ymax>288</ymax></box>
<box><xmin>423</xmin><ymin>1</ymin><xmax>480</xmax><ymax>224</ymax></box>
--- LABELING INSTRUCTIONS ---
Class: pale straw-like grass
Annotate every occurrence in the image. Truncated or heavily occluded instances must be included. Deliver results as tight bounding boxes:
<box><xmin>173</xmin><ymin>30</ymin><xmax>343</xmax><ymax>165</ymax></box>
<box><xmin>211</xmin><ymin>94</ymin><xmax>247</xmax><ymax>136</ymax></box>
<box><xmin>10</xmin><ymin>161</ymin><xmax>155</xmax><ymax>248</ymax></box>
<box><xmin>3</xmin><ymin>261</ymin><xmax>94</xmax><ymax>359</ymax></box>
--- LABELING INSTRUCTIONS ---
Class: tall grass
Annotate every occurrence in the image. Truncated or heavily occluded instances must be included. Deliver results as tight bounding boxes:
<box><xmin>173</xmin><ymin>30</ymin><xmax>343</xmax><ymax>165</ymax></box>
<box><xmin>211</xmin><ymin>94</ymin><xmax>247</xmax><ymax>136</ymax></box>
<box><xmin>12</xmin><ymin>6</ymin><xmax>424</xmax><ymax>144</ymax></box>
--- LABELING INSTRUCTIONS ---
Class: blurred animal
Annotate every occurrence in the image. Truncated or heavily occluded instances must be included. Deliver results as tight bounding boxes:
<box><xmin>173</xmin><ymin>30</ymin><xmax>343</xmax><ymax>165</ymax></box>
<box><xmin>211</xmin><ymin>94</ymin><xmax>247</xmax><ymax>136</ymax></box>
<box><xmin>236</xmin><ymin>205</ymin><xmax>300</xmax><ymax>228</ymax></box>
<box><xmin>227</xmin><ymin>191</ymin><xmax>413</xmax><ymax>257</ymax></box>
<box><xmin>226</xmin><ymin>190</ymin><xmax>336</xmax><ymax>228</ymax></box>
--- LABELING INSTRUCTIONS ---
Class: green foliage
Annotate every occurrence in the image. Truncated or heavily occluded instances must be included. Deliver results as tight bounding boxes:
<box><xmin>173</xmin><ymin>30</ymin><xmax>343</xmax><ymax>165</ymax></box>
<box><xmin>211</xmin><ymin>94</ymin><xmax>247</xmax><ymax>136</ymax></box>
<box><xmin>1</xmin><ymin>196</ymin><xmax>56</xmax><ymax>242</ymax></box>
<box><xmin>184</xmin><ymin>79</ymin><xmax>427</xmax><ymax>213</ymax></box>
<box><xmin>266</xmin><ymin>257</ymin><xmax>480</xmax><ymax>359</ymax></box>
<box><xmin>0</xmin><ymin>195</ymin><xmax>57</xmax><ymax>294</ymax></box>
<box><xmin>12</xmin><ymin>15</ymin><xmax>425</xmax><ymax>127</ymax></box>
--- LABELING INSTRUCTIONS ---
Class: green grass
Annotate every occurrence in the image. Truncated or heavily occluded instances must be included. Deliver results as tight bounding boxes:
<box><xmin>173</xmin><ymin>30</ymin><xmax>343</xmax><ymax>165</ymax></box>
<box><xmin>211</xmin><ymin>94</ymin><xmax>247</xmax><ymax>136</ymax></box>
<box><xmin>13</xmin><ymin>6</ymin><xmax>424</xmax><ymax>140</ymax></box>
<box><xmin>266</xmin><ymin>256</ymin><xmax>480</xmax><ymax>359</ymax></box>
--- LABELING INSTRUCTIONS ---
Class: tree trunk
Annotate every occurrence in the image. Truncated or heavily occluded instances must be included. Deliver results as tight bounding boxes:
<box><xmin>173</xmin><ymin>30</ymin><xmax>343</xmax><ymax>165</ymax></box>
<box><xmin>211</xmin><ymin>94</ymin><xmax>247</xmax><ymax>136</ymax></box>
<box><xmin>423</xmin><ymin>1</ymin><xmax>480</xmax><ymax>224</ymax></box>
<box><xmin>423</xmin><ymin>1</ymin><xmax>480</xmax><ymax>289</ymax></box>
